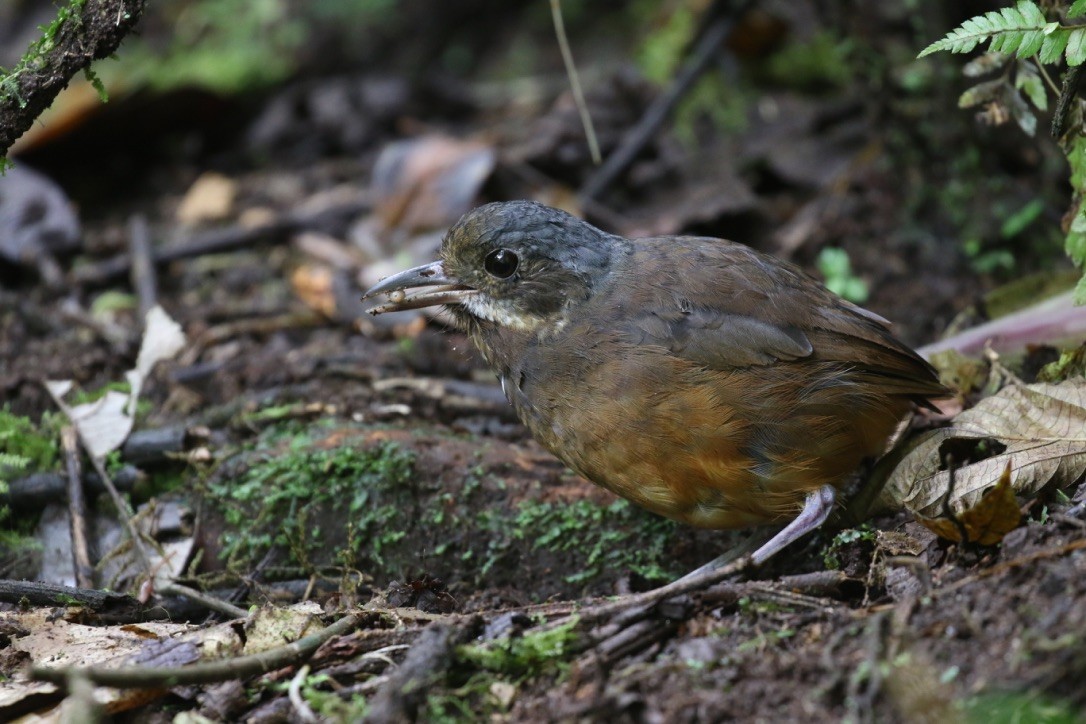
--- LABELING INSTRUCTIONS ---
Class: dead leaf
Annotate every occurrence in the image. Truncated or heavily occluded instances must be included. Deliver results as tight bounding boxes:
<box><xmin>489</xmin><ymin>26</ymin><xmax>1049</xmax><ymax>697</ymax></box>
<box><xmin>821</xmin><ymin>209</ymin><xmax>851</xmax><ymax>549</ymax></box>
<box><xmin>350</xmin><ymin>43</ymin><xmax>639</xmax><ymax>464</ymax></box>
<box><xmin>878</xmin><ymin>380</ymin><xmax>1086</xmax><ymax>518</ymax></box>
<box><xmin>917</xmin><ymin>463</ymin><xmax>1022</xmax><ymax>545</ymax></box>
<box><xmin>291</xmin><ymin>265</ymin><xmax>337</xmax><ymax>317</ymax></box>
<box><xmin>371</xmin><ymin>135</ymin><xmax>496</xmax><ymax>234</ymax></box>
<box><xmin>46</xmin><ymin>306</ymin><xmax>186</xmax><ymax>458</ymax></box>
<box><xmin>176</xmin><ymin>172</ymin><xmax>238</xmax><ymax>225</ymax></box>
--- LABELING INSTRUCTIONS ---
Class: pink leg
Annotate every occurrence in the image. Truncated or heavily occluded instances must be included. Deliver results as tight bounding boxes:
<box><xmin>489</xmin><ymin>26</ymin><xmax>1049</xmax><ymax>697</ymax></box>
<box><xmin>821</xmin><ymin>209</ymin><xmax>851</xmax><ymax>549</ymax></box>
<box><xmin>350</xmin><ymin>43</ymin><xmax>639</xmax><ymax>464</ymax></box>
<box><xmin>679</xmin><ymin>485</ymin><xmax>837</xmax><ymax>582</ymax></box>
<box><xmin>751</xmin><ymin>485</ymin><xmax>837</xmax><ymax>565</ymax></box>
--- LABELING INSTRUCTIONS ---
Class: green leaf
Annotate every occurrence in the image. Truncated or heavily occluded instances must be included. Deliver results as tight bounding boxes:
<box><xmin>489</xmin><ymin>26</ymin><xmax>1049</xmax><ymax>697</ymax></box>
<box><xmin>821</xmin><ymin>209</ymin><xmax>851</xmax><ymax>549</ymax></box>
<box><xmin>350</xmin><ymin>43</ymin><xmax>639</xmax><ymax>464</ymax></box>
<box><xmin>1015</xmin><ymin>30</ymin><xmax>1046</xmax><ymax>57</ymax></box>
<box><xmin>918</xmin><ymin>2</ymin><xmax>1059</xmax><ymax>60</ymax></box>
<box><xmin>1039</xmin><ymin>30</ymin><xmax>1071</xmax><ymax>63</ymax></box>
<box><xmin>1070</xmin><ymin>0</ymin><xmax>1086</xmax><ymax>18</ymax></box>
<box><xmin>1016</xmin><ymin>68</ymin><xmax>1048</xmax><ymax>110</ymax></box>
<box><xmin>1068</xmin><ymin>224</ymin><xmax>1086</xmax><ymax>266</ymax></box>
<box><xmin>1074</xmin><ymin>273</ymin><xmax>1086</xmax><ymax>305</ymax></box>
<box><xmin>1000</xmin><ymin>198</ymin><xmax>1045</xmax><ymax>238</ymax></box>
<box><xmin>1067</xmin><ymin>28</ymin><xmax>1086</xmax><ymax>65</ymax></box>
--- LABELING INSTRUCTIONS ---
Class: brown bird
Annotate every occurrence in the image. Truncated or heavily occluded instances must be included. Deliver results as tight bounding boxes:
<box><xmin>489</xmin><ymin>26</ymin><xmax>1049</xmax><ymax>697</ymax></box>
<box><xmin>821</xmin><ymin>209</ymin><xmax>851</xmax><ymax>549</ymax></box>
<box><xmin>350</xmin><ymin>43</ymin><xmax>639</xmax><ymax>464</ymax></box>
<box><xmin>364</xmin><ymin>201</ymin><xmax>947</xmax><ymax>570</ymax></box>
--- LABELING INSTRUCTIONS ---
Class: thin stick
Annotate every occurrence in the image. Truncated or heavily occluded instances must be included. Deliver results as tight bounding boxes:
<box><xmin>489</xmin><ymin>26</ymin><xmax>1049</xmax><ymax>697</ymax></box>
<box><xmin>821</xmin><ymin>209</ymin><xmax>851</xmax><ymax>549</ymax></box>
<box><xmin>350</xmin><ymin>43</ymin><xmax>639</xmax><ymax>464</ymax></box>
<box><xmin>83</xmin><ymin>450</ymin><xmax>246</xmax><ymax>619</ymax></box>
<box><xmin>579</xmin><ymin>4</ymin><xmax>743</xmax><ymax>200</ymax></box>
<box><xmin>62</xmin><ymin>426</ymin><xmax>94</xmax><ymax>589</ymax></box>
<box><xmin>31</xmin><ymin>611</ymin><xmax>364</xmax><ymax>688</ymax></box>
<box><xmin>157</xmin><ymin>581</ymin><xmax>248</xmax><ymax>620</ymax></box>
<box><xmin>128</xmin><ymin>214</ymin><xmax>158</xmax><ymax>323</ymax></box>
<box><xmin>550</xmin><ymin>0</ymin><xmax>601</xmax><ymax>164</ymax></box>
<box><xmin>288</xmin><ymin>664</ymin><xmax>319</xmax><ymax>723</ymax></box>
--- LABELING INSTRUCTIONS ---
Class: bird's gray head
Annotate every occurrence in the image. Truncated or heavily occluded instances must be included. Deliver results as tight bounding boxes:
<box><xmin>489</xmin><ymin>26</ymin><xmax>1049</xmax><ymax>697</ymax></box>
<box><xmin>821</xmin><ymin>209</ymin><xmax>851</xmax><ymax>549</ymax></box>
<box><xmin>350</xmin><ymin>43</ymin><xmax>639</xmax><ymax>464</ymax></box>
<box><xmin>364</xmin><ymin>201</ymin><xmax>617</xmax><ymax>333</ymax></box>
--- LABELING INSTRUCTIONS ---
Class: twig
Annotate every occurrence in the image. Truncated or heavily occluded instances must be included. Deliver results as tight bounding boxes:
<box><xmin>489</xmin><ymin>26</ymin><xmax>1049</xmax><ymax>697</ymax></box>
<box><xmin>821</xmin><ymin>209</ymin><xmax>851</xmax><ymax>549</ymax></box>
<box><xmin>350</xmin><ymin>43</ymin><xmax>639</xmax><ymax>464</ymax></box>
<box><xmin>83</xmin><ymin>453</ymin><xmax>153</xmax><ymax>573</ymax></box>
<box><xmin>128</xmin><ymin>214</ymin><xmax>158</xmax><ymax>322</ymax></box>
<box><xmin>558</xmin><ymin>554</ymin><xmax>753</xmax><ymax>630</ymax></box>
<box><xmin>62</xmin><ymin>427</ymin><xmax>94</xmax><ymax>589</ymax></box>
<box><xmin>157</xmin><ymin>581</ymin><xmax>248</xmax><ymax>620</ymax></box>
<box><xmin>32</xmin><ymin>611</ymin><xmax>364</xmax><ymax>687</ymax></box>
<box><xmin>3</xmin><ymin>466</ymin><xmax>140</xmax><ymax>509</ymax></box>
<box><xmin>179</xmin><ymin>311</ymin><xmax>326</xmax><ymax>366</ymax></box>
<box><xmin>288</xmin><ymin>664</ymin><xmax>319</xmax><ymax>724</ymax></box>
<box><xmin>579</xmin><ymin>2</ymin><xmax>747</xmax><ymax>201</ymax></box>
<box><xmin>933</xmin><ymin>538</ymin><xmax>1086</xmax><ymax>597</ymax></box>
<box><xmin>73</xmin><ymin>200</ymin><xmax>369</xmax><ymax>286</ymax></box>
<box><xmin>78</xmin><ymin>445</ymin><xmax>245</xmax><ymax>619</ymax></box>
<box><xmin>549</xmin><ymin>0</ymin><xmax>600</xmax><ymax>165</ymax></box>
<box><xmin>363</xmin><ymin>623</ymin><xmax>463</xmax><ymax>724</ymax></box>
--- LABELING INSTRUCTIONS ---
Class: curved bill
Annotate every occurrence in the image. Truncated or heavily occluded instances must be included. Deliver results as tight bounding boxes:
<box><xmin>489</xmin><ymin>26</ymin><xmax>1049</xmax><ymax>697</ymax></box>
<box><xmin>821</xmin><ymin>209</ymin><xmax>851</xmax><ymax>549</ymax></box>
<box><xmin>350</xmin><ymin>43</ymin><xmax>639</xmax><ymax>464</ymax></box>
<box><xmin>362</xmin><ymin>260</ymin><xmax>478</xmax><ymax>315</ymax></box>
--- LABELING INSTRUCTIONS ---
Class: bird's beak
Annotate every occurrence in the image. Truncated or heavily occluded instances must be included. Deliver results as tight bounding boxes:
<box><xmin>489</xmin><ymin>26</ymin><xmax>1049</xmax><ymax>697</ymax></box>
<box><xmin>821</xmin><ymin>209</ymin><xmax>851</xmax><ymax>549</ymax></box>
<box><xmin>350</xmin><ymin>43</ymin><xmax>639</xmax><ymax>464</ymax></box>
<box><xmin>361</xmin><ymin>260</ymin><xmax>478</xmax><ymax>315</ymax></box>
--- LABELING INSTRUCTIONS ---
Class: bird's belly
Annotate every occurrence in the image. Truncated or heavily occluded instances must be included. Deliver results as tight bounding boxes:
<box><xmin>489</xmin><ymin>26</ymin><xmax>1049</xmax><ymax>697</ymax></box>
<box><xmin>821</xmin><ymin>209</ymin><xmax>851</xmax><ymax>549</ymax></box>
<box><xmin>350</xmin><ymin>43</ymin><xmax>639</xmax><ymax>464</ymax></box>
<box><xmin>511</xmin><ymin>358</ymin><xmax>788</xmax><ymax>528</ymax></box>
<box><xmin>511</xmin><ymin>348</ymin><xmax>906</xmax><ymax>530</ymax></box>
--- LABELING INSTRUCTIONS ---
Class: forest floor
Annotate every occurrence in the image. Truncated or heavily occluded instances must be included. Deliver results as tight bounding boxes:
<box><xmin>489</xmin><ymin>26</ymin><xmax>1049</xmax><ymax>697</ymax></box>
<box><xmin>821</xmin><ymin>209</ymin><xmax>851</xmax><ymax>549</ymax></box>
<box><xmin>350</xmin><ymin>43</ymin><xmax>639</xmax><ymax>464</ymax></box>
<box><xmin>2</xmin><ymin>2</ymin><xmax>1085</xmax><ymax>722</ymax></box>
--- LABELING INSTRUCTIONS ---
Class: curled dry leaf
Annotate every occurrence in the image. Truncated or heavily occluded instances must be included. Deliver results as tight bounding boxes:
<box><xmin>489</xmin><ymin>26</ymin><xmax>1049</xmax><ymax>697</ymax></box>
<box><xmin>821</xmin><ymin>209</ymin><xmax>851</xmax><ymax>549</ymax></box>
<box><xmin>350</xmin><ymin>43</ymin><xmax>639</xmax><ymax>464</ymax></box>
<box><xmin>916</xmin><ymin>463</ymin><xmax>1022</xmax><ymax>545</ymax></box>
<box><xmin>878</xmin><ymin>380</ymin><xmax>1086</xmax><ymax>519</ymax></box>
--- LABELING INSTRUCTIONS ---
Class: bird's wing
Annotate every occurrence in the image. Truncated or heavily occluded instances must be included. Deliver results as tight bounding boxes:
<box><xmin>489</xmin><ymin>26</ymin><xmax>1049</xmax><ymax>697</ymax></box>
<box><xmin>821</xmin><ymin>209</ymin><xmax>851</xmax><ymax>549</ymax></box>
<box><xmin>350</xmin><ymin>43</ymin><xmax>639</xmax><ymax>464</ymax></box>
<box><xmin>612</xmin><ymin>238</ymin><xmax>945</xmax><ymax>398</ymax></box>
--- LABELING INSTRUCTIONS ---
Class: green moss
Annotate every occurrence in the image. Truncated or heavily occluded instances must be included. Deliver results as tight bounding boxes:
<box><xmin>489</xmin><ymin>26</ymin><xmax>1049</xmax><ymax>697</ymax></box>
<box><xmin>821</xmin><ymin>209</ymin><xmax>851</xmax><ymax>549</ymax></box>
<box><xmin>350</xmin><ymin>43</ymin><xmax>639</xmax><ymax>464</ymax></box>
<box><xmin>0</xmin><ymin>0</ymin><xmax>88</xmax><ymax>107</ymax></box>
<box><xmin>209</xmin><ymin>439</ymin><xmax>416</xmax><ymax>573</ymax></box>
<box><xmin>0</xmin><ymin>408</ymin><xmax>61</xmax><ymax>474</ymax></box>
<box><xmin>817</xmin><ymin>247</ymin><xmax>869</xmax><ymax>304</ymax></box>
<box><xmin>822</xmin><ymin>525</ymin><xmax>875</xmax><ymax>570</ymax></box>
<box><xmin>964</xmin><ymin>691</ymin><xmax>1080</xmax><ymax>724</ymax></box>
<box><xmin>504</xmin><ymin>498</ymin><xmax>678</xmax><ymax>585</ymax></box>
<box><xmin>115</xmin><ymin>0</ymin><xmax>396</xmax><ymax>94</ymax></box>
<box><xmin>425</xmin><ymin>617</ymin><xmax>580</xmax><ymax>721</ymax></box>
<box><xmin>459</xmin><ymin>615</ymin><xmax>579</xmax><ymax>677</ymax></box>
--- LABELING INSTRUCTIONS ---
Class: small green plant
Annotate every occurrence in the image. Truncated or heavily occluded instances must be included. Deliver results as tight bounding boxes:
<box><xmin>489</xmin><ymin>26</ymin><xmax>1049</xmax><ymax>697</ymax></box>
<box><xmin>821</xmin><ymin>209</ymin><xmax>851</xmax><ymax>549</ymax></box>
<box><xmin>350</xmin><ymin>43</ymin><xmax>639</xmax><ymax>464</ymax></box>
<box><xmin>458</xmin><ymin>615</ymin><xmax>579</xmax><ymax>677</ymax></box>
<box><xmin>920</xmin><ymin>0</ymin><xmax>1086</xmax><ymax>303</ymax></box>
<box><xmin>210</xmin><ymin>440</ymin><xmax>416</xmax><ymax>573</ymax></box>
<box><xmin>424</xmin><ymin>616</ymin><xmax>580</xmax><ymax>719</ymax></box>
<box><xmin>822</xmin><ymin>526</ymin><xmax>875</xmax><ymax>570</ymax></box>
<box><xmin>507</xmin><ymin>498</ymin><xmax>678</xmax><ymax>585</ymax></box>
<box><xmin>817</xmin><ymin>248</ymin><xmax>869</xmax><ymax>304</ymax></box>
<box><xmin>0</xmin><ymin>409</ymin><xmax>60</xmax><ymax>474</ymax></box>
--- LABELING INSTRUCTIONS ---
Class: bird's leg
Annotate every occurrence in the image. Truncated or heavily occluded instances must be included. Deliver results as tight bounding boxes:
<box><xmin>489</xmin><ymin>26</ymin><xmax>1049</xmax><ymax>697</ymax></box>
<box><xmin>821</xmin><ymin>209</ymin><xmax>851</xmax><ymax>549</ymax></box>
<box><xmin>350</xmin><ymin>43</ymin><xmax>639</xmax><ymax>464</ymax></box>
<box><xmin>678</xmin><ymin>485</ymin><xmax>837</xmax><ymax>582</ymax></box>
<box><xmin>751</xmin><ymin>485</ymin><xmax>837</xmax><ymax>565</ymax></box>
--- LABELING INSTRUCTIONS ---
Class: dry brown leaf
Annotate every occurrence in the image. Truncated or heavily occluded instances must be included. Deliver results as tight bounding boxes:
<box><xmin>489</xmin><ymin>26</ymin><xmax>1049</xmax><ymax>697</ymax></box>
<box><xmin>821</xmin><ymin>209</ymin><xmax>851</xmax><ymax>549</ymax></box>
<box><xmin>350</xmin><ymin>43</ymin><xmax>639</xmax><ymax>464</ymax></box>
<box><xmin>176</xmin><ymin>172</ymin><xmax>238</xmax><ymax>225</ymax></box>
<box><xmin>916</xmin><ymin>463</ymin><xmax>1022</xmax><ymax>545</ymax></box>
<box><xmin>291</xmin><ymin>264</ymin><xmax>337</xmax><ymax>317</ymax></box>
<box><xmin>878</xmin><ymin>380</ymin><xmax>1086</xmax><ymax>518</ymax></box>
<box><xmin>371</xmin><ymin>135</ymin><xmax>495</xmax><ymax>233</ymax></box>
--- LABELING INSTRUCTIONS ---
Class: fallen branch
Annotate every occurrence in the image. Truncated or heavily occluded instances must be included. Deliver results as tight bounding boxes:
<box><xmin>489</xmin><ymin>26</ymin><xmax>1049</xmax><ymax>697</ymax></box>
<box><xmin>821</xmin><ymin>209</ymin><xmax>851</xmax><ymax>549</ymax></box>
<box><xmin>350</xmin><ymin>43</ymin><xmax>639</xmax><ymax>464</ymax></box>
<box><xmin>32</xmin><ymin>611</ymin><xmax>364</xmax><ymax>688</ymax></box>
<box><xmin>73</xmin><ymin>200</ymin><xmax>369</xmax><ymax>286</ymax></box>
<box><xmin>0</xmin><ymin>0</ymin><xmax>148</xmax><ymax>157</ymax></box>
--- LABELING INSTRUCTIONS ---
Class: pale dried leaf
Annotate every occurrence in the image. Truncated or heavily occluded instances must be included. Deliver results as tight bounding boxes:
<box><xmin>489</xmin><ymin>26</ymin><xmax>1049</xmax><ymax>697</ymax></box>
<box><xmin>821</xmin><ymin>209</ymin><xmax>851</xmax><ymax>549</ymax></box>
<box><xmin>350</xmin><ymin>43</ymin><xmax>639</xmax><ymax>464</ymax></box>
<box><xmin>46</xmin><ymin>306</ymin><xmax>186</xmax><ymax>458</ymax></box>
<box><xmin>176</xmin><ymin>172</ymin><xmax>237</xmax><ymax>225</ymax></box>
<box><xmin>242</xmin><ymin>602</ymin><xmax>324</xmax><ymax>656</ymax></box>
<box><xmin>878</xmin><ymin>380</ymin><xmax>1086</xmax><ymax>517</ymax></box>
<box><xmin>128</xmin><ymin>305</ymin><xmax>186</xmax><ymax>414</ymax></box>
<box><xmin>916</xmin><ymin>464</ymin><xmax>1022</xmax><ymax>544</ymax></box>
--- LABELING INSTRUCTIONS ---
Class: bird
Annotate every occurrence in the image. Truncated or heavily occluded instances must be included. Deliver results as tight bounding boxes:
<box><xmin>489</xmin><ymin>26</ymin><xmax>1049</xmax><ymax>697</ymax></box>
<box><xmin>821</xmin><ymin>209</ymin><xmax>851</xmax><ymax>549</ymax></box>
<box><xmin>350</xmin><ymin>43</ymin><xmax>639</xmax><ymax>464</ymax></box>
<box><xmin>363</xmin><ymin>201</ymin><xmax>947</xmax><ymax>572</ymax></box>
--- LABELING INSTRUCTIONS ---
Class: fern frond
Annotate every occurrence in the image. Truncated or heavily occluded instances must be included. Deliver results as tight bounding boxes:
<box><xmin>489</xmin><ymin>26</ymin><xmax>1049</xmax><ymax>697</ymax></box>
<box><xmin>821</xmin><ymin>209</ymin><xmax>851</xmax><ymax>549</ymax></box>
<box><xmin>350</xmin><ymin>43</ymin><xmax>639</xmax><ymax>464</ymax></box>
<box><xmin>1070</xmin><ymin>0</ymin><xmax>1086</xmax><ymax>19</ymax></box>
<box><xmin>919</xmin><ymin>1</ymin><xmax>1086</xmax><ymax>66</ymax></box>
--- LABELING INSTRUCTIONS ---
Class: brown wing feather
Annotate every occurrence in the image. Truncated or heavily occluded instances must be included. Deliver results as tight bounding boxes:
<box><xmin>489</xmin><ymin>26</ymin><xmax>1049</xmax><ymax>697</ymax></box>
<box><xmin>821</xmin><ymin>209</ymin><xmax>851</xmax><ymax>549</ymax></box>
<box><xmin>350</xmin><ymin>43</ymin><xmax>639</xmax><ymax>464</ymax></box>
<box><xmin>615</xmin><ymin>237</ymin><xmax>946</xmax><ymax>403</ymax></box>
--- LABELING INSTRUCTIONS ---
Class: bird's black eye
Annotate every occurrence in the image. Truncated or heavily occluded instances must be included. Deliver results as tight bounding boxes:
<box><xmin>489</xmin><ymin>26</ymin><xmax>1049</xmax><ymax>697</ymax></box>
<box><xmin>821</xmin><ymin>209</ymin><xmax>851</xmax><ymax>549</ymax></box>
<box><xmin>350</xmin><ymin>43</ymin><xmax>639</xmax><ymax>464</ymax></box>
<box><xmin>484</xmin><ymin>248</ymin><xmax>519</xmax><ymax>279</ymax></box>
